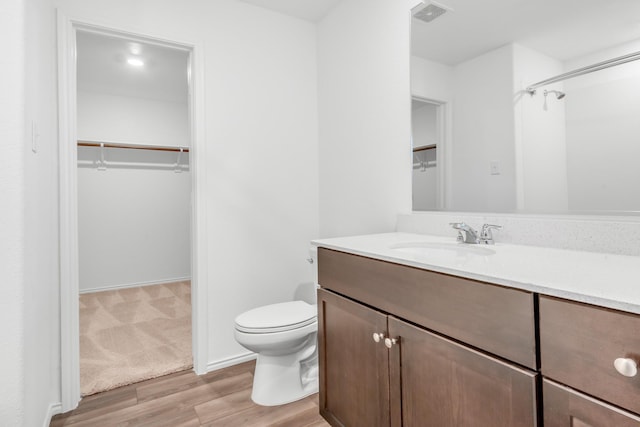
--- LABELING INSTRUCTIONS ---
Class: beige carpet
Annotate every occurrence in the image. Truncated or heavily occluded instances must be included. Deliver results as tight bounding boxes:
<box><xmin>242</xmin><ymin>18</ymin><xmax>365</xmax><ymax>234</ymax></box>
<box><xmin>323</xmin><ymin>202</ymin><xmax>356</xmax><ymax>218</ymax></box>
<box><xmin>79</xmin><ymin>281</ymin><xmax>192</xmax><ymax>396</ymax></box>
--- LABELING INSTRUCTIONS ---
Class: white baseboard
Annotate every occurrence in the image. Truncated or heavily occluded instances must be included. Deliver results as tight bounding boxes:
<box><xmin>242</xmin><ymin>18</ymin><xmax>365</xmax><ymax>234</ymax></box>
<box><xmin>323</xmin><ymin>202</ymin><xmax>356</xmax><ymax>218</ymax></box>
<box><xmin>79</xmin><ymin>276</ymin><xmax>192</xmax><ymax>294</ymax></box>
<box><xmin>43</xmin><ymin>402</ymin><xmax>62</xmax><ymax>427</ymax></box>
<box><xmin>206</xmin><ymin>352</ymin><xmax>257</xmax><ymax>373</ymax></box>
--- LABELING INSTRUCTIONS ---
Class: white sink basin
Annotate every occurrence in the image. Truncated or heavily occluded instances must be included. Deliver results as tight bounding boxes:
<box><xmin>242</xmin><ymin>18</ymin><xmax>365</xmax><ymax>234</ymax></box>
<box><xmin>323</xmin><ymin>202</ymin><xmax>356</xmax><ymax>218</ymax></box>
<box><xmin>389</xmin><ymin>242</ymin><xmax>496</xmax><ymax>257</ymax></box>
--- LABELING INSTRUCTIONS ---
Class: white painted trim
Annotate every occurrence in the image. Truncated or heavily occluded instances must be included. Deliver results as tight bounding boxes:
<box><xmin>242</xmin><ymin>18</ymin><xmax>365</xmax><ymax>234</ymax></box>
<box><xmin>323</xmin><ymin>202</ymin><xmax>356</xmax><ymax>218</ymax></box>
<box><xmin>189</xmin><ymin>39</ymin><xmax>210</xmax><ymax>376</ymax></box>
<box><xmin>206</xmin><ymin>353</ymin><xmax>257</xmax><ymax>373</ymax></box>
<box><xmin>43</xmin><ymin>402</ymin><xmax>62</xmax><ymax>427</ymax></box>
<box><xmin>57</xmin><ymin>11</ymin><xmax>209</xmax><ymax>410</ymax></box>
<box><xmin>78</xmin><ymin>277</ymin><xmax>192</xmax><ymax>294</ymax></box>
<box><xmin>57</xmin><ymin>11</ymin><xmax>81</xmax><ymax>412</ymax></box>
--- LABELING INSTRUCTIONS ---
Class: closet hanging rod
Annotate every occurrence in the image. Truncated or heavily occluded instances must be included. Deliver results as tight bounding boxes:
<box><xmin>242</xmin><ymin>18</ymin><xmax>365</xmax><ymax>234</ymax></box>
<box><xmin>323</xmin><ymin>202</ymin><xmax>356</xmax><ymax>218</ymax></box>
<box><xmin>413</xmin><ymin>145</ymin><xmax>436</xmax><ymax>152</ymax></box>
<box><xmin>525</xmin><ymin>50</ymin><xmax>640</xmax><ymax>95</ymax></box>
<box><xmin>78</xmin><ymin>140</ymin><xmax>189</xmax><ymax>153</ymax></box>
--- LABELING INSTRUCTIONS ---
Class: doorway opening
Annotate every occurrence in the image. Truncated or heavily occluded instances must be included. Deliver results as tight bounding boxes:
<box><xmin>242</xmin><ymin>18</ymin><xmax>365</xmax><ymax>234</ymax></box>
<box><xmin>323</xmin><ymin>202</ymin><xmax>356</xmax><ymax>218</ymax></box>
<box><xmin>75</xmin><ymin>30</ymin><xmax>193</xmax><ymax>395</ymax></box>
<box><xmin>411</xmin><ymin>97</ymin><xmax>445</xmax><ymax>210</ymax></box>
<box><xmin>58</xmin><ymin>16</ymin><xmax>208</xmax><ymax>411</ymax></box>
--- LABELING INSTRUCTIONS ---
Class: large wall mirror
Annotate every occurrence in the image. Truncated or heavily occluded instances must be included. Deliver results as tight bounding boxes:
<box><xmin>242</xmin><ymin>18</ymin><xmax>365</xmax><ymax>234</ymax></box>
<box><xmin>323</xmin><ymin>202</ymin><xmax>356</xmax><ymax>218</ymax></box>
<box><xmin>410</xmin><ymin>0</ymin><xmax>640</xmax><ymax>214</ymax></box>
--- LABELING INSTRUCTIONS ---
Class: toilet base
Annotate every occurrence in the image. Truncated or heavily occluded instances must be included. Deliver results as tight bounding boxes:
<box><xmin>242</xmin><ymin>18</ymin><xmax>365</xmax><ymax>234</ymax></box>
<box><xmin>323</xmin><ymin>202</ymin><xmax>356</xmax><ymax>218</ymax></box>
<box><xmin>251</xmin><ymin>345</ymin><xmax>319</xmax><ymax>406</ymax></box>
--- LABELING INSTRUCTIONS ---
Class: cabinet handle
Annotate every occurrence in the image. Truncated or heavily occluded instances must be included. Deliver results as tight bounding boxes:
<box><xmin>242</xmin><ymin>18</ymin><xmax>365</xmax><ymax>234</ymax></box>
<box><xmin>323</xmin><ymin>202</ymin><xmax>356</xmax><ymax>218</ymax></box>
<box><xmin>384</xmin><ymin>337</ymin><xmax>398</xmax><ymax>348</ymax></box>
<box><xmin>614</xmin><ymin>358</ymin><xmax>638</xmax><ymax>377</ymax></box>
<box><xmin>372</xmin><ymin>332</ymin><xmax>385</xmax><ymax>343</ymax></box>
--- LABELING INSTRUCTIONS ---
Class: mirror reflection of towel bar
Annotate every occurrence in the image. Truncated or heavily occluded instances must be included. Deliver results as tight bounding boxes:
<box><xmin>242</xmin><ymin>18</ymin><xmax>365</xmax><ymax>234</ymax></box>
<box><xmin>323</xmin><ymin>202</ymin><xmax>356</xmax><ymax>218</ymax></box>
<box><xmin>526</xmin><ymin>50</ymin><xmax>640</xmax><ymax>95</ymax></box>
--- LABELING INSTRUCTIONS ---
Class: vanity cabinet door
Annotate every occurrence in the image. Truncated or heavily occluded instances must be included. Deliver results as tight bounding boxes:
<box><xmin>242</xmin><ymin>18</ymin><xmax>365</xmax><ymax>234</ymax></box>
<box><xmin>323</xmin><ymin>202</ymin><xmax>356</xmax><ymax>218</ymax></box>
<box><xmin>543</xmin><ymin>379</ymin><xmax>640</xmax><ymax>426</ymax></box>
<box><xmin>388</xmin><ymin>317</ymin><xmax>538</xmax><ymax>427</ymax></box>
<box><xmin>318</xmin><ymin>289</ymin><xmax>390</xmax><ymax>427</ymax></box>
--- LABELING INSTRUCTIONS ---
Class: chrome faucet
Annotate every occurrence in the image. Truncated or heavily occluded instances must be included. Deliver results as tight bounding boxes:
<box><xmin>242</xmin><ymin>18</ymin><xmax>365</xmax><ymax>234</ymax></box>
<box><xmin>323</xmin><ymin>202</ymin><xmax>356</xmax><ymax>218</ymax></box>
<box><xmin>450</xmin><ymin>222</ymin><xmax>480</xmax><ymax>244</ymax></box>
<box><xmin>450</xmin><ymin>222</ymin><xmax>502</xmax><ymax>245</ymax></box>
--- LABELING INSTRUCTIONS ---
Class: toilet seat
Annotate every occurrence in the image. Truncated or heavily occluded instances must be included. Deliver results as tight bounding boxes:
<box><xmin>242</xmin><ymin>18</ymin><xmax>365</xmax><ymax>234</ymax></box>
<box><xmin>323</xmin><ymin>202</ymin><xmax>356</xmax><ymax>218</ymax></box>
<box><xmin>235</xmin><ymin>301</ymin><xmax>317</xmax><ymax>334</ymax></box>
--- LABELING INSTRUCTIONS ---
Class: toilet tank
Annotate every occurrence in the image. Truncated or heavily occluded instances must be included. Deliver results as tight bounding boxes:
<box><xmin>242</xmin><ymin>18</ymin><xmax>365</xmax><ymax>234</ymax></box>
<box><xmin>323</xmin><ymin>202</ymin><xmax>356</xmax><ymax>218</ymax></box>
<box><xmin>309</xmin><ymin>246</ymin><xmax>318</xmax><ymax>285</ymax></box>
<box><xmin>294</xmin><ymin>246</ymin><xmax>319</xmax><ymax>305</ymax></box>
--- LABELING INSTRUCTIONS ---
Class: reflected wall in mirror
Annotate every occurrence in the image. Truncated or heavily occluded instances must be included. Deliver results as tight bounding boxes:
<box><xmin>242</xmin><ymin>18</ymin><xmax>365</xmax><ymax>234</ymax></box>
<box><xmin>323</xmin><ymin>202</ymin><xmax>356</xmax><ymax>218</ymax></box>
<box><xmin>410</xmin><ymin>0</ymin><xmax>640</xmax><ymax>214</ymax></box>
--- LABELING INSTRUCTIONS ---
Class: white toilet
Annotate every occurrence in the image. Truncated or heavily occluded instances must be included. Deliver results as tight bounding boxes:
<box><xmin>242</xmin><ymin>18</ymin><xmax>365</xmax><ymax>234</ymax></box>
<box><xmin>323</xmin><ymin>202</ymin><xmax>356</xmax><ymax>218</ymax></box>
<box><xmin>234</xmin><ymin>250</ymin><xmax>319</xmax><ymax>406</ymax></box>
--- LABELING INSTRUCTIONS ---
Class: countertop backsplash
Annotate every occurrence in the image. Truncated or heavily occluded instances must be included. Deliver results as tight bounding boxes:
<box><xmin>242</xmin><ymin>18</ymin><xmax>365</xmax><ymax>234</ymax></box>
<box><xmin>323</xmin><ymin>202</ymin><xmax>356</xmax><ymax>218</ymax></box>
<box><xmin>397</xmin><ymin>212</ymin><xmax>640</xmax><ymax>257</ymax></box>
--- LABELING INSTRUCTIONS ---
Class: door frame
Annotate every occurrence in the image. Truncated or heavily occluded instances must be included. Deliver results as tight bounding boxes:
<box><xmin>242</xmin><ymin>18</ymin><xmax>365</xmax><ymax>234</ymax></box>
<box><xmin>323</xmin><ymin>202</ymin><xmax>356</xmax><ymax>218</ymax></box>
<box><xmin>57</xmin><ymin>12</ymin><xmax>209</xmax><ymax>411</ymax></box>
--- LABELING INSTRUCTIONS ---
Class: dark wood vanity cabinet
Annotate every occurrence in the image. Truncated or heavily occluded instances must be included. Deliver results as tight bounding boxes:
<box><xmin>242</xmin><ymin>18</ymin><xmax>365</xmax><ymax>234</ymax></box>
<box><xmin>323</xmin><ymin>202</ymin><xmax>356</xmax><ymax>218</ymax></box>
<box><xmin>540</xmin><ymin>296</ymin><xmax>640</xmax><ymax>426</ymax></box>
<box><xmin>317</xmin><ymin>248</ymin><xmax>539</xmax><ymax>427</ymax></box>
<box><xmin>317</xmin><ymin>247</ymin><xmax>640</xmax><ymax>426</ymax></box>
<box><xmin>543</xmin><ymin>379</ymin><xmax>640</xmax><ymax>426</ymax></box>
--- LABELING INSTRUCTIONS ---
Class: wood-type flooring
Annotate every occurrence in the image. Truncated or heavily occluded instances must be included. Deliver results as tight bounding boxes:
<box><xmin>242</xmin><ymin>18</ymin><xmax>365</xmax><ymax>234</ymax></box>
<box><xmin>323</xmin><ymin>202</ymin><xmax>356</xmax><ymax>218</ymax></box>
<box><xmin>50</xmin><ymin>360</ymin><xmax>329</xmax><ymax>427</ymax></box>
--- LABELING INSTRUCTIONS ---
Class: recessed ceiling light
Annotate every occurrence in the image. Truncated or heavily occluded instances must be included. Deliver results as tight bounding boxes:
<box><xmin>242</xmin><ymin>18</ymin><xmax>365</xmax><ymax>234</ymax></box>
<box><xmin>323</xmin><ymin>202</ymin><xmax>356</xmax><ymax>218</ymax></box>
<box><xmin>127</xmin><ymin>57</ymin><xmax>144</xmax><ymax>67</ymax></box>
<box><xmin>129</xmin><ymin>42</ymin><xmax>142</xmax><ymax>55</ymax></box>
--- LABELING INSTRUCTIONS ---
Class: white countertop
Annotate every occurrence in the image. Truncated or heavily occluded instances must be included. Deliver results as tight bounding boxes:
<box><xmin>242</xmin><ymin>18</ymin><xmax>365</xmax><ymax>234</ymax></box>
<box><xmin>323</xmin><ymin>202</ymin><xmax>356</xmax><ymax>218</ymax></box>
<box><xmin>312</xmin><ymin>232</ymin><xmax>640</xmax><ymax>315</ymax></box>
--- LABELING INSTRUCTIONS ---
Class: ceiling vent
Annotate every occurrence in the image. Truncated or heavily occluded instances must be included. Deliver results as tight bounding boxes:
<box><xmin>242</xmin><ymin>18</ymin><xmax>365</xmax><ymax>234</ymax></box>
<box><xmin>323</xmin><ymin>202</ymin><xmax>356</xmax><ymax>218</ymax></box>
<box><xmin>411</xmin><ymin>1</ymin><xmax>453</xmax><ymax>23</ymax></box>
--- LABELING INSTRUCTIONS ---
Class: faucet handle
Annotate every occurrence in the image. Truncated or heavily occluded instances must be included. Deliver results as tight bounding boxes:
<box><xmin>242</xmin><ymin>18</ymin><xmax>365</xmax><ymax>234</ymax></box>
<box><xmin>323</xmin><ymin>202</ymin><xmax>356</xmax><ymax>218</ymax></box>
<box><xmin>480</xmin><ymin>224</ymin><xmax>502</xmax><ymax>244</ymax></box>
<box><xmin>449</xmin><ymin>222</ymin><xmax>468</xmax><ymax>230</ymax></box>
<box><xmin>482</xmin><ymin>224</ymin><xmax>502</xmax><ymax>231</ymax></box>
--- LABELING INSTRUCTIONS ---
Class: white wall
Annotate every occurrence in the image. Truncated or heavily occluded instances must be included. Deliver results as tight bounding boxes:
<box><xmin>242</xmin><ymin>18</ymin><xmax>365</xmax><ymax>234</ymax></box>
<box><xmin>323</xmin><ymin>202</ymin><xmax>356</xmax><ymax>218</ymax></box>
<box><xmin>77</xmin><ymin>91</ymin><xmax>189</xmax><ymax>147</ymax></box>
<box><xmin>1</xmin><ymin>0</ymin><xmax>60</xmax><ymax>425</ymax></box>
<box><xmin>77</xmin><ymin>75</ymin><xmax>191</xmax><ymax>292</ymax></box>
<box><xmin>318</xmin><ymin>0</ymin><xmax>412</xmax><ymax>238</ymax></box>
<box><xmin>564</xmin><ymin>39</ymin><xmax>640</xmax><ymax>212</ymax></box>
<box><xmin>77</xmin><ymin>149</ymin><xmax>191</xmax><ymax>292</ymax></box>
<box><xmin>451</xmin><ymin>44</ymin><xmax>517</xmax><ymax>212</ymax></box>
<box><xmin>24</xmin><ymin>0</ymin><xmax>60</xmax><ymax>424</ymax></box>
<box><xmin>0</xmin><ymin>2</ymin><xmax>26</xmax><ymax>425</ymax></box>
<box><xmin>411</xmin><ymin>56</ymin><xmax>453</xmax><ymax>102</ymax></box>
<box><xmin>512</xmin><ymin>44</ymin><xmax>568</xmax><ymax>212</ymax></box>
<box><xmin>55</xmin><ymin>0</ymin><xmax>320</xmax><ymax>366</ymax></box>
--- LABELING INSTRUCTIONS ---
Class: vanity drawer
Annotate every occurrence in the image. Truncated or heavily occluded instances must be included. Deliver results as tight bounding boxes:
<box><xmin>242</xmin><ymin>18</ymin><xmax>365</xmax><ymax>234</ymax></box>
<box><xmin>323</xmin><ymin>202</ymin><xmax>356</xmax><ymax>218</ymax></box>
<box><xmin>540</xmin><ymin>296</ymin><xmax>640</xmax><ymax>415</ymax></box>
<box><xmin>318</xmin><ymin>248</ymin><xmax>537</xmax><ymax>369</ymax></box>
<box><xmin>543</xmin><ymin>379</ymin><xmax>640</xmax><ymax>426</ymax></box>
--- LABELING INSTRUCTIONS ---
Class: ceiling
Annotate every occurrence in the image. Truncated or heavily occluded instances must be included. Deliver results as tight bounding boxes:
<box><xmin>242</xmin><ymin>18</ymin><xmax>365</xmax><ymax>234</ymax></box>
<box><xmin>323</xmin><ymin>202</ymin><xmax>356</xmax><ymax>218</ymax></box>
<box><xmin>235</xmin><ymin>0</ymin><xmax>640</xmax><ymax>66</ymax></box>
<box><xmin>236</xmin><ymin>0</ymin><xmax>342</xmax><ymax>22</ymax></box>
<box><xmin>76</xmin><ymin>0</ymin><xmax>640</xmax><ymax>101</ymax></box>
<box><xmin>76</xmin><ymin>31</ymin><xmax>189</xmax><ymax>104</ymax></box>
<box><xmin>412</xmin><ymin>0</ymin><xmax>640</xmax><ymax>65</ymax></box>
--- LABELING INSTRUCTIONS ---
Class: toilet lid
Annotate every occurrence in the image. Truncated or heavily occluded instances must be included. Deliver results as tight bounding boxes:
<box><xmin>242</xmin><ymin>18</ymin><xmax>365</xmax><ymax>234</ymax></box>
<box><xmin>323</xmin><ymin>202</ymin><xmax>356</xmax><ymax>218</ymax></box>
<box><xmin>235</xmin><ymin>301</ymin><xmax>317</xmax><ymax>333</ymax></box>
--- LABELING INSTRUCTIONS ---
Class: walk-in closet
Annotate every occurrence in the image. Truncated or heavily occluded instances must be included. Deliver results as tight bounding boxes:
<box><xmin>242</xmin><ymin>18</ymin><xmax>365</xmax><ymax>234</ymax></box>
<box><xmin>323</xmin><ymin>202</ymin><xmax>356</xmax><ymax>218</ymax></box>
<box><xmin>75</xmin><ymin>30</ymin><xmax>192</xmax><ymax>395</ymax></box>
